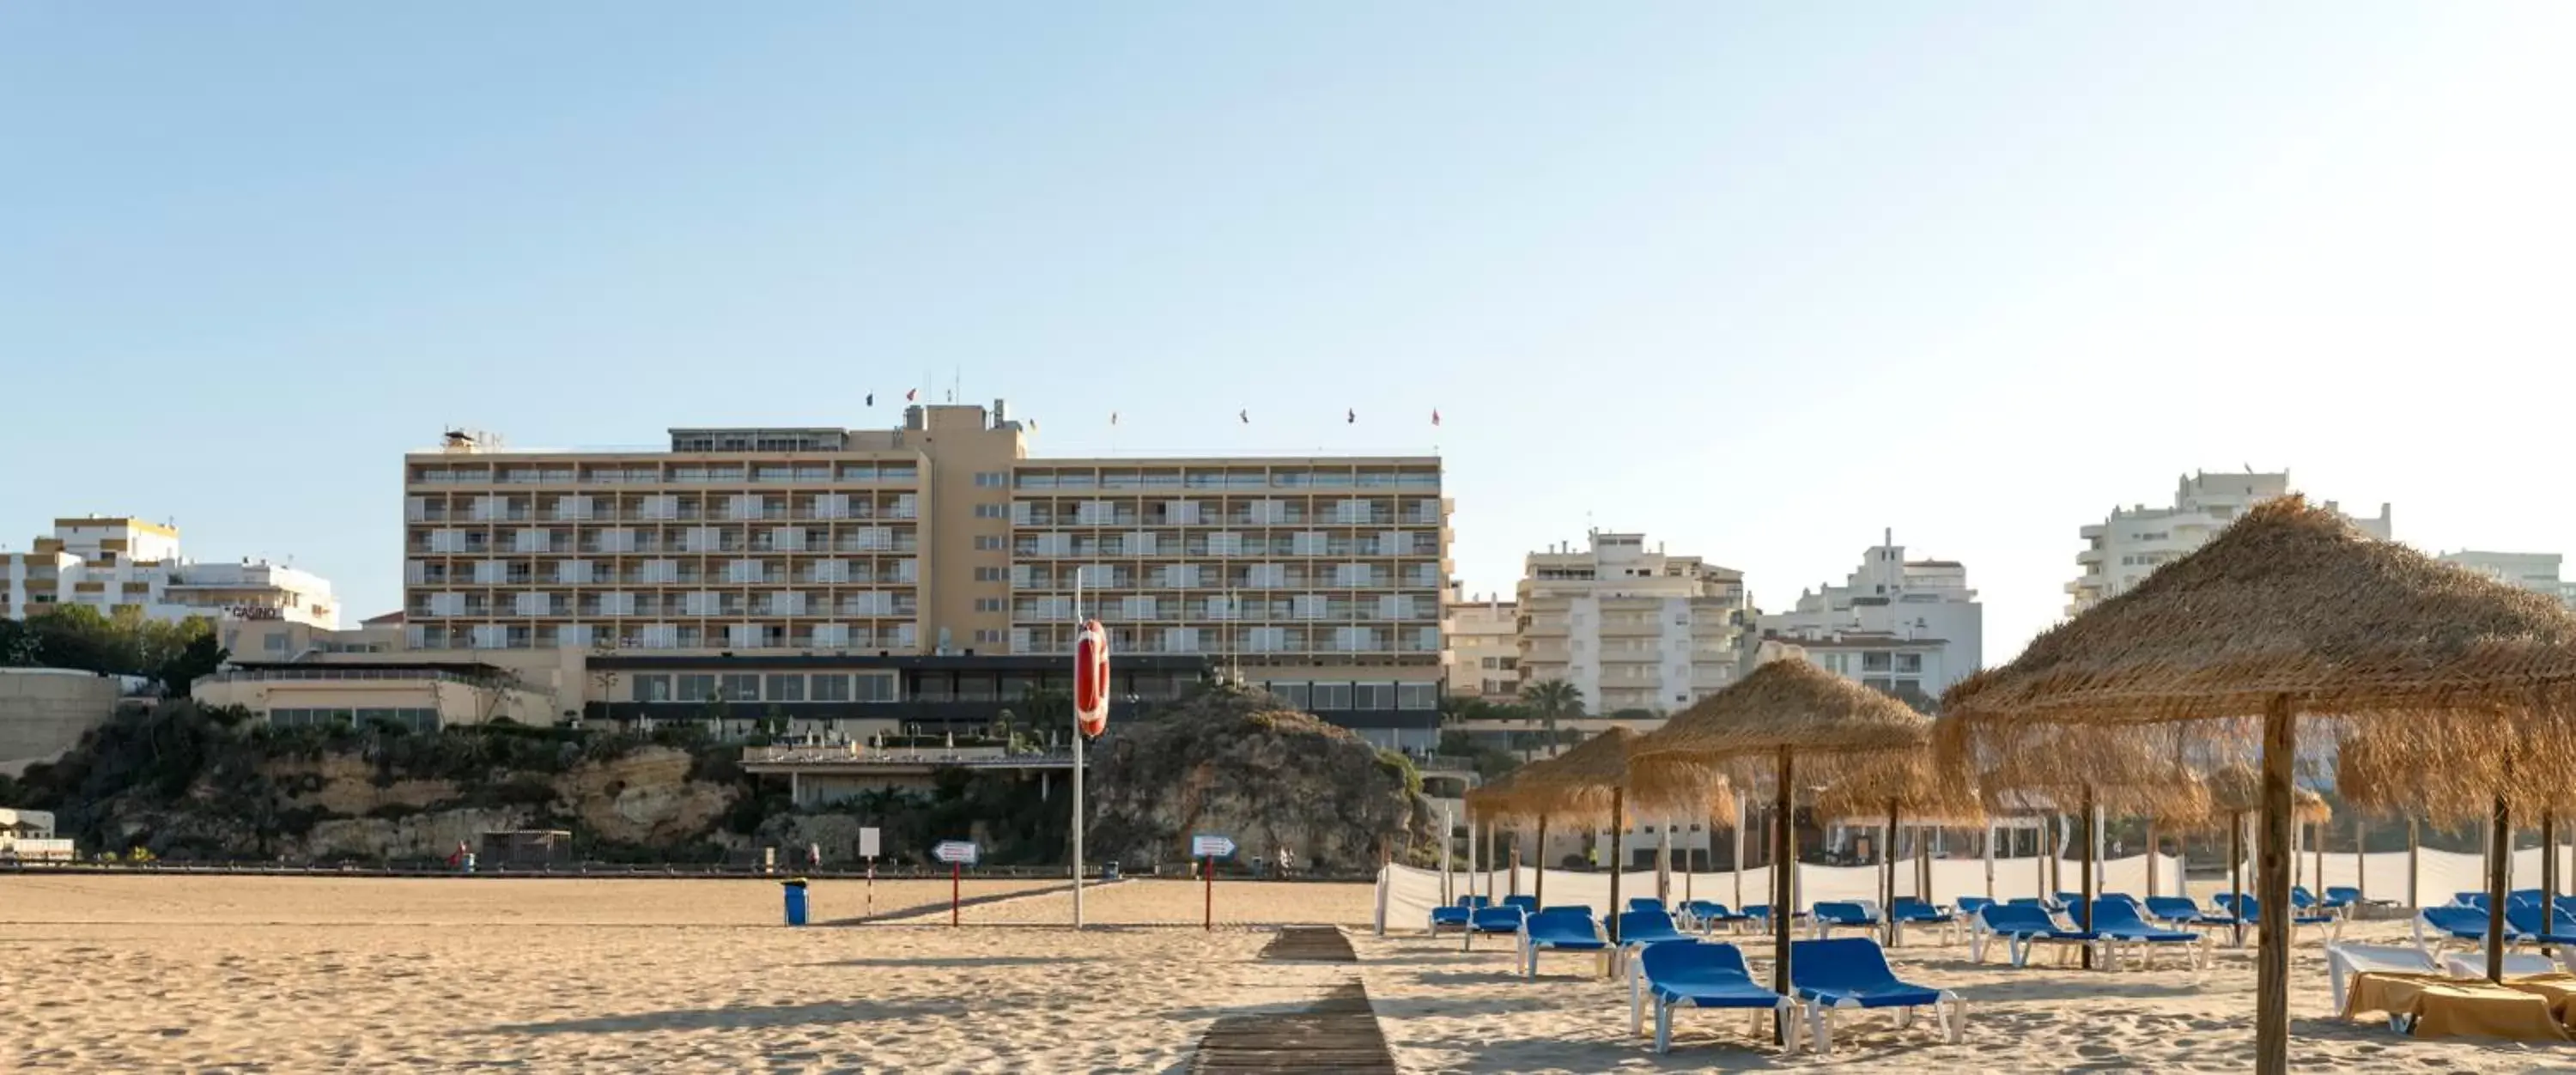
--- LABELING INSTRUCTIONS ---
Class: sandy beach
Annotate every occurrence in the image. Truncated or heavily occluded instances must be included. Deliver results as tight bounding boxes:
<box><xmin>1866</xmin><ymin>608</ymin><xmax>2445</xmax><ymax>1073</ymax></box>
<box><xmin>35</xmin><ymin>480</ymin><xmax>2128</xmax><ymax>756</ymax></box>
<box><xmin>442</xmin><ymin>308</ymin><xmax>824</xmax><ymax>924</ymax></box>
<box><xmin>5</xmin><ymin>875</ymin><xmax>2574</xmax><ymax>1072</ymax></box>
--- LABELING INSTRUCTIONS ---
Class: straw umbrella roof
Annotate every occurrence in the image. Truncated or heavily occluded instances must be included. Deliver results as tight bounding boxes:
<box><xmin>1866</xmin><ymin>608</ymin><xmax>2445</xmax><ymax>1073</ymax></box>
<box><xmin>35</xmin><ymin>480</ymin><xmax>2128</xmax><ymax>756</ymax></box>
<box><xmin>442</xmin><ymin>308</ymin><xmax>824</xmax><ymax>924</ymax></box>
<box><xmin>1939</xmin><ymin>497</ymin><xmax>2576</xmax><ymax>804</ymax></box>
<box><xmin>1942</xmin><ymin>497</ymin><xmax>2576</xmax><ymax>729</ymax></box>
<box><xmin>1495</xmin><ymin>727</ymin><xmax>1728</xmax><ymax>826</ymax></box>
<box><xmin>1634</xmin><ymin>659</ymin><xmax>1933</xmax><ymax>778</ymax></box>
<box><xmin>2201</xmin><ymin>763</ymin><xmax>2330</xmax><ymax>827</ymax></box>
<box><xmin>1463</xmin><ymin>768</ymin><xmax>1531</xmax><ymax>824</ymax></box>
<box><xmin>2331</xmin><ymin>722</ymin><xmax>2576</xmax><ymax>825</ymax></box>
<box><xmin>1972</xmin><ymin>724</ymin><xmax>2215</xmax><ymax>827</ymax></box>
<box><xmin>1814</xmin><ymin>750</ymin><xmax>1986</xmax><ymax>824</ymax></box>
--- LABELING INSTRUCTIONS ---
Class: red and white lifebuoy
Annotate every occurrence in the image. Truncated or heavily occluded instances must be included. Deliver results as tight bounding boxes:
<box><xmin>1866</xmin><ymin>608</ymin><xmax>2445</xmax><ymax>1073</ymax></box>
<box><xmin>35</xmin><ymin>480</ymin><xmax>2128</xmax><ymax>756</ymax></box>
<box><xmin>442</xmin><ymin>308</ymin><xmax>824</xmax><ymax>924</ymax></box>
<box><xmin>1074</xmin><ymin>619</ymin><xmax>1110</xmax><ymax>738</ymax></box>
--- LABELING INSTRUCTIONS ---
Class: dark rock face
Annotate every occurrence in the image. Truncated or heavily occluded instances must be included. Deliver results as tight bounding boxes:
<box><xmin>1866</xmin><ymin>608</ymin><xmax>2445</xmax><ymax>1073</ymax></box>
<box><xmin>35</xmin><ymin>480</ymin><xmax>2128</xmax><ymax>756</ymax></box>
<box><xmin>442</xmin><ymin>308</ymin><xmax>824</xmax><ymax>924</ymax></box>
<box><xmin>1084</xmin><ymin>684</ymin><xmax>1422</xmax><ymax>873</ymax></box>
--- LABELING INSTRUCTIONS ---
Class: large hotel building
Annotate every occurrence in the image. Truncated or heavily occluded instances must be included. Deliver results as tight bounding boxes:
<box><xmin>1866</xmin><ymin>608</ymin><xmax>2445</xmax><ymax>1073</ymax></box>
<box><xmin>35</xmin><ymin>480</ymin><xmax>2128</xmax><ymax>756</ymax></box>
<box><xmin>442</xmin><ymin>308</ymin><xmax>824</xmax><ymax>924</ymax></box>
<box><xmin>378</xmin><ymin>402</ymin><xmax>1449</xmax><ymax>744</ymax></box>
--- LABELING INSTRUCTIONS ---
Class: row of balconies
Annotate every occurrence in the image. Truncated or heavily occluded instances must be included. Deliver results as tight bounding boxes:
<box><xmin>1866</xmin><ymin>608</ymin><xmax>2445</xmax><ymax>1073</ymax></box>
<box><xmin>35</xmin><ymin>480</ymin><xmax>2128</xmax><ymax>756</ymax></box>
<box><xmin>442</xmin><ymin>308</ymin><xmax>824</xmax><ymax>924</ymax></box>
<box><xmin>1012</xmin><ymin>536</ymin><xmax>1440</xmax><ymax>558</ymax></box>
<box><xmin>1013</xmin><ymin>509</ymin><xmax>1444</xmax><ymax>528</ymax></box>
<box><xmin>1011</xmin><ymin>602</ymin><xmax>1438</xmax><ymax>623</ymax></box>
<box><xmin>416</xmin><ymin>568</ymin><xmax>920</xmax><ymax>586</ymax></box>
<box><xmin>1012</xmin><ymin>630</ymin><xmax>1443</xmax><ymax>655</ymax></box>
<box><xmin>409</xmin><ymin>503</ymin><xmax>920</xmax><ymax>523</ymax></box>
<box><xmin>411</xmin><ymin>598</ymin><xmax>920</xmax><ymax>619</ymax></box>
<box><xmin>411</xmin><ymin>629</ymin><xmax>920</xmax><ymax>652</ymax></box>
<box><xmin>410</xmin><ymin>535</ymin><xmax>920</xmax><ymax>556</ymax></box>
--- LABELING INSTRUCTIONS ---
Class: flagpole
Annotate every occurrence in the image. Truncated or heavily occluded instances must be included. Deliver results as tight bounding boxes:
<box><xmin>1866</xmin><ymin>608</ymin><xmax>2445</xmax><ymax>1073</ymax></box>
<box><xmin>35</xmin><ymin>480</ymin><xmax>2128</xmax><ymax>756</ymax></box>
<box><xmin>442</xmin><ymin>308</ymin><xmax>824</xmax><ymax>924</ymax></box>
<box><xmin>1072</xmin><ymin>571</ymin><xmax>1085</xmax><ymax>930</ymax></box>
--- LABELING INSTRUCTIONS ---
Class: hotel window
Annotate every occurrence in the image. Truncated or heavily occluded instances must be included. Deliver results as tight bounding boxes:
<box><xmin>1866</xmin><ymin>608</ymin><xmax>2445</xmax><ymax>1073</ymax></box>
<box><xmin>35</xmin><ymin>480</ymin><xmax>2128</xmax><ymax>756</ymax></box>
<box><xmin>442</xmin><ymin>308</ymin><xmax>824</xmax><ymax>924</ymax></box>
<box><xmin>879</xmin><ymin>464</ymin><xmax>918</xmax><ymax>482</ymax></box>
<box><xmin>974</xmin><ymin>536</ymin><xmax>1005</xmax><ymax>550</ymax></box>
<box><xmin>1312</xmin><ymin>683</ymin><xmax>1353</xmax><ymax>709</ymax></box>
<box><xmin>974</xmin><ymin>598</ymin><xmax>1005</xmax><ymax>613</ymax></box>
<box><xmin>974</xmin><ymin>567</ymin><xmax>1006</xmax><ymax>581</ymax></box>
<box><xmin>1267</xmin><ymin>682</ymin><xmax>1310</xmax><ymax>708</ymax></box>
<box><xmin>719</xmin><ymin>674</ymin><xmax>761</xmax><ymax>701</ymax></box>
<box><xmin>1862</xmin><ymin>652</ymin><xmax>1893</xmax><ymax>673</ymax></box>
<box><xmin>972</xmin><ymin>629</ymin><xmax>1005</xmax><ymax>645</ymax></box>
<box><xmin>765</xmin><ymin>674</ymin><xmax>805</xmax><ymax>701</ymax></box>
<box><xmin>630</xmin><ymin>675</ymin><xmax>672</xmax><ymax>702</ymax></box>
<box><xmin>676</xmin><ymin>674</ymin><xmax>716</xmax><ymax>702</ymax></box>
<box><xmin>1397</xmin><ymin>683</ymin><xmax>1437</xmax><ymax>710</ymax></box>
<box><xmin>973</xmin><ymin>503</ymin><xmax>1007</xmax><ymax>519</ymax></box>
<box><xmin>809</xmin><ymin>674</ymin><xmax>849</xmax><ymax>701</ymax></box>
<box><xmin>853</xmin><ymin>674</ymin><xmax>896</xmax><ymax>702</ymax></box>
<box><xmin>974</xmin><ymin>471</ymin><xmax>1008</xmax><ymax>488</ymax></box>
<box><xmin>1894</xmin><ymin>653</ymin><xmax>1923</xmax><ymax>674</ymax></box>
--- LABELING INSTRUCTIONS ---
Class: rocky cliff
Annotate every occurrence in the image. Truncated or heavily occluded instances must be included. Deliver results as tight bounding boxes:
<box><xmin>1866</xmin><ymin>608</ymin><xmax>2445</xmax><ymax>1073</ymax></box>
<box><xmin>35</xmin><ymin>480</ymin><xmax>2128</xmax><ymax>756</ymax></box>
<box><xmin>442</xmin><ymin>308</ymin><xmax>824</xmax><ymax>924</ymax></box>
<box><xmin>1084</xmin><ymin>683</ymin><xmax>1425</xmax><ymax>873</ymax></box>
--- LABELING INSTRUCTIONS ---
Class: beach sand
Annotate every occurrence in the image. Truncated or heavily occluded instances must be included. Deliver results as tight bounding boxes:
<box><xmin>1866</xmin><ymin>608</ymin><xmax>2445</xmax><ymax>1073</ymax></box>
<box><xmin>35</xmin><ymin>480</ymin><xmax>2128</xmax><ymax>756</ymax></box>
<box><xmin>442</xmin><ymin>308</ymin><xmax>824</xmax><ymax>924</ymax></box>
<box><xmin>3</xmin><ymin>875</ymin><xmax>2571</xmax><ymax>1072</ymax></box>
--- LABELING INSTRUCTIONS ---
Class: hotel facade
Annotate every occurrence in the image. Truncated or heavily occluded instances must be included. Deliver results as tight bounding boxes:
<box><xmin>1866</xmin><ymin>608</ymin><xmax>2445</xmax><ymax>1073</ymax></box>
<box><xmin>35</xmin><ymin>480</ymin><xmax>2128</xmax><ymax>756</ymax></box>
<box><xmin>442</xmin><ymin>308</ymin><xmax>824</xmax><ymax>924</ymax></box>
<box><xmin>389</xmin><ymin>403</ymin><xmax>1450</xmax><ymax>744</ymax></box>
<box><xmin>2067</xmin><ymin>471</ymin><xmax>2391</xmax><ymax>616</ymax></box>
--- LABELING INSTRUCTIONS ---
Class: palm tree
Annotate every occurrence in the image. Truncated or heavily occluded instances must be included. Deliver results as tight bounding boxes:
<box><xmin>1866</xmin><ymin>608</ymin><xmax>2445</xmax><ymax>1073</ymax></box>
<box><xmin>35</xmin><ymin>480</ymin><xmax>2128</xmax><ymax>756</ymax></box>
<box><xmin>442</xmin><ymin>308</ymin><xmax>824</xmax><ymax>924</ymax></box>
<box><xmin>1517</xmin><ymin>679</ymin><xmax>1583</xmax><ymax>760</ymax></box>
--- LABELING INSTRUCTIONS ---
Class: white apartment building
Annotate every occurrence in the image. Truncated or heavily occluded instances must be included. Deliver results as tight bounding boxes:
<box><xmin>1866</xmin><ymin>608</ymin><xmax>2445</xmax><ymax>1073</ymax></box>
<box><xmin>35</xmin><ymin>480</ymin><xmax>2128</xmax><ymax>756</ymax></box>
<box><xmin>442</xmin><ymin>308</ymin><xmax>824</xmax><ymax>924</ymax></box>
<box><xmin>2067</xmin><ymin>471</ymin><xmax>2391</xmax><ymax>616</ymax></box>
<box><xmin>2437</xmin><ymin>550</ymin><xmax>2576</xmax><ymax>610</ymax></box>
<box><xmin>1515</xmin><ymin>531</ymin><xmax>1750</xmax><ymax>715</ymax></box>
<box><xmin>1444</xmin><ymin>588</ymin><xmax>1517</xmax><ymax>701</ymax></box>
<box><xmin>2</xmin><ymin>518</ymin><xmax>341</xmax><ymax>629</ymax></box>
<box><xmin>1756</xmin><ymin>531</ymin><xmax>1984</xmax><ymax>703</ymax></box>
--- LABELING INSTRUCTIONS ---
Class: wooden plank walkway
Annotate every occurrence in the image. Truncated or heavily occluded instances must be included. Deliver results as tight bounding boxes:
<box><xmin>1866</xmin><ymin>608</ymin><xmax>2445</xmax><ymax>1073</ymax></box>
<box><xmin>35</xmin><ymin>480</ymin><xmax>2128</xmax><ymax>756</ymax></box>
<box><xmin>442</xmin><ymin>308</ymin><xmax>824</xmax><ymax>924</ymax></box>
<box><xmin>1194</xmin><ymin>930</ymin><xmax>1394</xmax><ymax>1073</ymax></box>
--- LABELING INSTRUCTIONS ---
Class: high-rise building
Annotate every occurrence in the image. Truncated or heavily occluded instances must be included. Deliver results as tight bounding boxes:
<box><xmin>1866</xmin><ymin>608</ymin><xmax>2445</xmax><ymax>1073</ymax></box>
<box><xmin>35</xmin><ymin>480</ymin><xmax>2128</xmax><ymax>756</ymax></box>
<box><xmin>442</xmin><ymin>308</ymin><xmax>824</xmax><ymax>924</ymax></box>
<box><xmin>1755</xmin><ymin>531</ymin><xmax>1983</xmax><ymax>705</ymax></box>
<box><xmin>1513</xmin><ymin>531</ymin><xmax>1749</xmax><ymax>715</ymax></box>
<box><xmin>2436</xmin><ymin>550</ymin><xmax>2576</xmax><ymax>610</ymax></box>
<box><xmin>2</xmin><ymin>517</ymin><xmax>340</xmax><ymax>628</ymax></box>
<box><xmin>1443</xmin><ymin>587</ymin><xmax>1517</xmax><ymax>701</ymax></box>
<box><xmin>2067</xmin><ymin>471</ymin><xmax>2391</xmax><ymax>616</ymax></box>
<box><xmin>398</xmin><ymin>403</ymin><xmax>1449</xmax><ymax>743</ymax></box>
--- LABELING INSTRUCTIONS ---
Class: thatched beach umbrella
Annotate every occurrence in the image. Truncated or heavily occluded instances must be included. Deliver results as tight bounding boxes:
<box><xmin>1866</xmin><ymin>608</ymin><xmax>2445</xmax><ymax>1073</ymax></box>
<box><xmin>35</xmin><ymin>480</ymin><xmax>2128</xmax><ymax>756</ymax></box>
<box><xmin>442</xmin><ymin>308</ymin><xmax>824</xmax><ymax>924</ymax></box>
<box><xmin>2196</xmin><ymin>763</ymin><xmax>2329</xmax><ymax>947</ymax></box>
<box><xmin>1498</xmin><ymin>727</ymin><xmax>1727</xmax><ymax>941</ymax></box>
<box><xmin>1975</xmin><ymin>725</ymin><xmax>2212</xmax><ymax>963</ymax></box>
<box><xmin>1938</xmin><ymin>497</ymin><xmax>2576</xmax><ymax>1075</ymax></box>
<box><xmin>1815</xmin><ymin>750</ymin><xmax>1983</xmax><ymax>946</ymax></box>
<box><xmin>2339</xmin><ymin>722</ymin><xmax>2576</xmax><ymax>933</ymax></box>
<box><xmin>1465</xmin><ymin>768</ymin><xmax>1537</xmax><ymax>903</ymax></box>
<box><xmin>1634</xmin><ymin>659</ymin><xmax>1931</xmax><ymax>1032</ymax></box>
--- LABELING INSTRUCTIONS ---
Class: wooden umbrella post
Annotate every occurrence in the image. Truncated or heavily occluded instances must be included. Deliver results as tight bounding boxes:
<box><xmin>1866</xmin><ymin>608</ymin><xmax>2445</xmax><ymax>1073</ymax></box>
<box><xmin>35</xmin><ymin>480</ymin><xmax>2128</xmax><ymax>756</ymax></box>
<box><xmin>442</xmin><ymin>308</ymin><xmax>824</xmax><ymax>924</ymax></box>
<box><xmin>1534</xmin><ymin>816</ymin><xmax>1548</xmax><ymax>908</ymax></box>
<box><xmin>1508</xmin><ymin>843</ymin><xmax>1521</xmax><ymax>898</ymax></box>
<box><xmin>1771</xmin><ymin>747</ymin><xmax>1795</xmax><ymax>1046</ymax></box>
<box><xmin>2146</xmin><ymin>820</ymin><xmax>2159</xmax><ymax>899</ymax></box>
<box><xmin>2407</xmin><ymin>818</ymin><xmax>2421</xmax><ymax>910</ymax></box>
<box><xmin>2544</xmin><ymin>812</ymin><xmax>2559</xmax><ymax>944</ymax></box>
<box><xmin>2230</xmin><ymin>811</ymin><xmax>2246</xmax><ymax>948</ymax></box>
<box><xmin>2488</xmin><ymin>793</ymin><xmax>2512</xmax><ymax>982</ymax></box>
<box><xmin>2354</xmin><ymin>817</ymin><xmax>2366</xmax><ymax>906</ymax></box>
<box><xmin>2079</xmin><ymin>786</ymin><xmax>2097</xmax><ymax>969</ymax></box>
<box><xmin>1607</xmin><ymin>787</ymin><xmax>1626</xmax><ymax>943</ymax></box>
<box><xmin>1885</xmin><ymin>801</ymin><xmax>1901</xmax><ymax>947</ymax></box>
<box><xmin>2254</xmin><ymin>695</ymin><xmax>2296</xmax><ymax>1075</ymax></box>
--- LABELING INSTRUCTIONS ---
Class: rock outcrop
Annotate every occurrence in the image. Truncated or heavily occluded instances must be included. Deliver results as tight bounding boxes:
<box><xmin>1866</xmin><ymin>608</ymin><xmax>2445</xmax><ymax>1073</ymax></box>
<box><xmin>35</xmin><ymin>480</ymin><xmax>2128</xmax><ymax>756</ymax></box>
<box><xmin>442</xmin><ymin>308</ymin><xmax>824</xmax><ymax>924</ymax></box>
<box><xmin>1084</xmin><ymin>683</ymin><xmax>1424</xmax><ymax>873</ymax></box>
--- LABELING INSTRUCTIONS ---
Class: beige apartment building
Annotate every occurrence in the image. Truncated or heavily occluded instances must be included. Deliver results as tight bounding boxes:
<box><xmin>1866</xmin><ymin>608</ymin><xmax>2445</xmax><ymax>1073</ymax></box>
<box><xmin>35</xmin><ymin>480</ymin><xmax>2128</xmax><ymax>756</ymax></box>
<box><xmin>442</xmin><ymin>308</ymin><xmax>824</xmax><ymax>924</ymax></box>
<box><xmin>1443</xmin><ymin>589</ymin><xmax>1517</xmax><ymax>701</ymax></box>
<box><xmin>1515</xmin><ymin>531</ymin><xmax>1749</xmax><ymax>715</ymax></box>
<box><xmin>394</xmin><ymin>403</ymin><xmax>1450</xmax><ymax>742</ymax></box>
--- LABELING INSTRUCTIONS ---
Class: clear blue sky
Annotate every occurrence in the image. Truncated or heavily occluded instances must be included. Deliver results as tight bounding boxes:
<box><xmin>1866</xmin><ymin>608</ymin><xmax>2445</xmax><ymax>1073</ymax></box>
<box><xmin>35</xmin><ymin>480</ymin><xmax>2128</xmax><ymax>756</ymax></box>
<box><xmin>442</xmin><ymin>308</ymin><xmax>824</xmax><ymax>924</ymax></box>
<box><xmin>6</xmin><ymin>3</ymin><xmax>2572</xmax><ymax>660</ymax></box>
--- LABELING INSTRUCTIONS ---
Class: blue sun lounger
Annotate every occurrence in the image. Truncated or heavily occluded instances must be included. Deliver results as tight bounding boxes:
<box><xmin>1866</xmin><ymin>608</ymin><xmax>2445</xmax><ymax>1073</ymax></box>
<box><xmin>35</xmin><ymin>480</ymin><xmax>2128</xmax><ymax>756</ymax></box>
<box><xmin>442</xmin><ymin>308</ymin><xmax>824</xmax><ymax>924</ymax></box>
<box><xmin>1613</xmin><ymin>910</ymin><xmax>1694</xmax><ymax>977</ymax></box>
<box><xmin>2413</xmin><ymin>904</ymin><xmax>2510</xmax><ymax>957</ymax></box>
<box><xmin>1502</xmin><ymin>895</ymin><xmax>1540</xmax><ymax>914</ymax></box>
<box><xmin>1789</xmin><ymin>938</ymin><xmax>1964</xmax><ymax>1054</ymax></box>
<box><xmin>1461</xmin><ymin>904</ymin><xmax>1525</xmax><ymax>952</ymax></box>
<box><xmin>1632</xmin><ymin>941</ymin><xmax>1801</xmax><ymax>1054</ymax></box>
<box><xmin>1811</xmin><ymin>901</ymin><xmax>1882</xmax><ymax>939</ymax></box>
<box><xmin>1973</xmin><ymin>902</ymin><xmax>2103</xmax><ymax>968</ymax></box>
<box><xmin>1682</xmin><ymin>900</ymin><xmax>1754</xmax><ymax>933</ymax></box>
<box><xmin>2228</xmin><ymin>895</ymin><xmax>2339</xmax><ymax>943</ymax></box>
<box><xmin>1628</xmin><ymin>897</ymin><xmax>1667</xmax><ymax>914</ymax></box>
<box><xmin>2504</xmin><ymin>903</ymin><xmax>2576</xmax><ymax>948</ymax></box>
<box><xmin>2144</xmin><ymin>896</ymin><xmax>2239</xmax><ymax>934</ymax></box>
<box><xmin>2090</xmin><ymin>898</ymin><xmax>2209</xmax><ymax>970</ymax></box>
<box><xmin>1524</xmin><ymin>908</ymin><xmax>1612</xmax><ymax>979</ymax></box>
<box><xmin>1889</xmin><ymin>898</ymin><xmax>1957</xmax><ymax>944</ymax></box>
<box><xmin>1430</xmin><ymin>895</ymin><xmax>1490</xmax><ymax>933</ymax></box>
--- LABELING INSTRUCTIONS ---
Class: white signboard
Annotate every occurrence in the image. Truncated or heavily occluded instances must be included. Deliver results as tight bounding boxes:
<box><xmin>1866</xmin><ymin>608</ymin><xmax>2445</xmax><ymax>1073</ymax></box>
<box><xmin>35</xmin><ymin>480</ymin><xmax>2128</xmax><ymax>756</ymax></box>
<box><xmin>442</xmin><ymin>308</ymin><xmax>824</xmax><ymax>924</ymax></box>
<box><xmin>1192</xmin><ymin>834</ymin><xmax>1236</xmax><ymax>859</ymax></box>
<box><xmin>860</xmin><ymin>827</ymin><xmax>882</xmax><ymax>859</ymax></box>
<box><xmin>933</xmin><ymin>841</ymin><xmax>980</xmax><ymax>865</ymax></box>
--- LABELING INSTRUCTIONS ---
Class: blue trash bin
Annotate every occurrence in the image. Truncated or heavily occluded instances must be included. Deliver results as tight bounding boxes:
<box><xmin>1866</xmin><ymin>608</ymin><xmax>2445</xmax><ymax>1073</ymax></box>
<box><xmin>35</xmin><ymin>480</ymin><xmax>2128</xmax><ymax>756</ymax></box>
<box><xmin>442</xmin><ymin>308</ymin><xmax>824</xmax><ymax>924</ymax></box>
<box><xmin>781</xmin><ymin>878</ymin><xmax>810</xmax><ymax>926</ymax></box>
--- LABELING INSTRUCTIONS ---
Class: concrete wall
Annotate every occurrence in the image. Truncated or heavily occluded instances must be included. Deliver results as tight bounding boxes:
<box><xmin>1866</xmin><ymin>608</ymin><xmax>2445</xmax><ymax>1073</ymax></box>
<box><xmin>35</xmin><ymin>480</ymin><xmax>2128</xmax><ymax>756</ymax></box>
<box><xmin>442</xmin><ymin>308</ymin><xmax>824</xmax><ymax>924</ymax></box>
<box><xmin>0</xmin><ymin>669</ymin><xmax>123</xmax><ymax>775</ymax></box>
